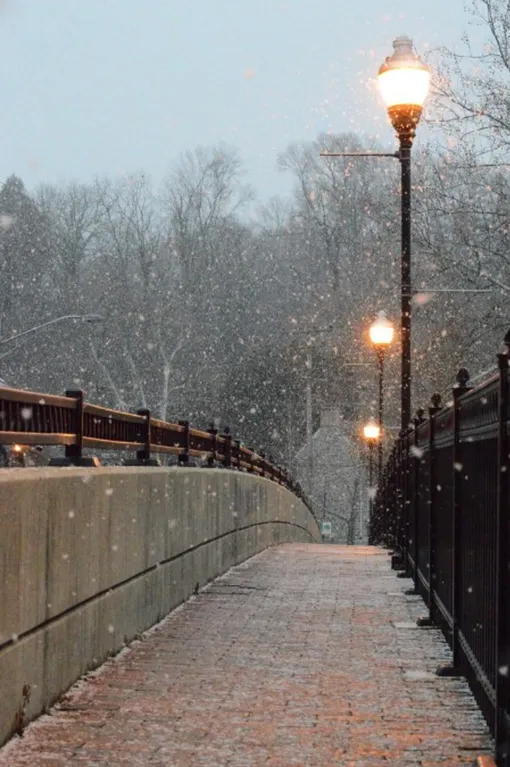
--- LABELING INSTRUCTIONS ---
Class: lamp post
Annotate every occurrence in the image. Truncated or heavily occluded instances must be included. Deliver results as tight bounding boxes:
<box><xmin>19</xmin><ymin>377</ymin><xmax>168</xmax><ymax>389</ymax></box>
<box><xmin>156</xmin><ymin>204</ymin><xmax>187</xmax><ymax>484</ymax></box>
<box><xmin>369</xmin><ymin>311</ymin><xmax>394</xmax><ymax>484</ymax></box>
<box><xmin>363</xmin><ymin>421</ymin><xmax>381</xmax><ymax>531</ymax></box>
<box><xmin>377</xmin><ymin>36</ymin><xmax>431</xmax><ymax>431</ymax></box>
<box><xmin>0</xmin><ymin>314</ymin><xmax>104</xmax><ymax>348</ymax></box>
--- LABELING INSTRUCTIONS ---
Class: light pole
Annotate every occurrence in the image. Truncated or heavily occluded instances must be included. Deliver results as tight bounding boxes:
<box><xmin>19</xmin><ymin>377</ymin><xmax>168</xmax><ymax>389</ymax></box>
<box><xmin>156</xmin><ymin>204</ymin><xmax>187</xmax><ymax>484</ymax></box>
<box><xmin>320</xmin><ymin>36</ymin><xmax>430</xmax><ymax>433</ymax></box>
<box><xmin>369</xmin><ymin>311</ymin><xmax>394</xmax><ymax>484</ymax></box>
<box><xmin>377</xmin><ymin>36</ymin><xmax>431</xmax><ymax>431</ymax></box>
<box><xmin>0</xmin><ymin>314</ymin><xmax>104</xmax><ymax>348</ymax></box>
<box><xmin>363</xmin><ymin>421</ymin><xmax>381</xmax><ymax>532</ymax></box>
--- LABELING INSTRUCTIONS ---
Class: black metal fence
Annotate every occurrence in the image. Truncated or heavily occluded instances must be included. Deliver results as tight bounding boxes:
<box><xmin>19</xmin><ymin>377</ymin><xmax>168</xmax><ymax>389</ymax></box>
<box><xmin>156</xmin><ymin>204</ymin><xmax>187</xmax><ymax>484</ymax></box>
<box><xmin>0</xmin><ymin>385</ymin><xmax>312</xmax><ymax>511</ymax></box>
<box><xmin>370</xmin><ymin>331</ymin><xmax>510</xmax><ymax>765</ymax></box>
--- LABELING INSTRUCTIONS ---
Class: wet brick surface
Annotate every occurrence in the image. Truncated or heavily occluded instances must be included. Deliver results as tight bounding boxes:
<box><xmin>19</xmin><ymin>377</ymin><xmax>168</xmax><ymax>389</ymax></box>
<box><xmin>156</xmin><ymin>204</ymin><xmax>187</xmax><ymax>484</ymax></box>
<box><xmin>0</xmin><ymin>544</ymin><xmax>494</xmax><ymax>766</ymax></box>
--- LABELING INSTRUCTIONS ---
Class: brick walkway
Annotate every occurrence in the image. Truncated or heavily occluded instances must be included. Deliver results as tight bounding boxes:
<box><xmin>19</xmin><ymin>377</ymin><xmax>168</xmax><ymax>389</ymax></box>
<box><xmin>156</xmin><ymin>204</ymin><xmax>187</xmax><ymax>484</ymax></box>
<box><xmin>0</xmin><ymin>544</ymin><xmax>493</xmax><ymax>766</ymax></box>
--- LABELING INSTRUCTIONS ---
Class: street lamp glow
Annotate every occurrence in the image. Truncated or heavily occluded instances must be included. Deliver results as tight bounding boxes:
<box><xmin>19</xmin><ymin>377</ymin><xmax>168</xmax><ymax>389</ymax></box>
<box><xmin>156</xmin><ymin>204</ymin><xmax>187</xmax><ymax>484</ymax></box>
<box><xmin>369</xmin><ymin>311</ymin><xmax>394</xmax><ymax>347</ymax></box>
<box><xmin>363</xmin><ymin>422</ymin><xmax>381</xmax><ymax>441</ymax></box>
<box><xmin>378</xmin><ymin>36</ymin><xmax>430</xmax><ymax>143</ymax></box>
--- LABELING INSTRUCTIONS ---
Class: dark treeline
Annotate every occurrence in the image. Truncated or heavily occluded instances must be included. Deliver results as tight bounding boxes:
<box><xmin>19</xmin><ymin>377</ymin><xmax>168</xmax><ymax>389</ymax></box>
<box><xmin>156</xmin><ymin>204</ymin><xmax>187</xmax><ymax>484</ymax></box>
<box><xmin>1</xmin><ymin>0</ymin><xmax>509</xmax><ymax>468</ymax></box>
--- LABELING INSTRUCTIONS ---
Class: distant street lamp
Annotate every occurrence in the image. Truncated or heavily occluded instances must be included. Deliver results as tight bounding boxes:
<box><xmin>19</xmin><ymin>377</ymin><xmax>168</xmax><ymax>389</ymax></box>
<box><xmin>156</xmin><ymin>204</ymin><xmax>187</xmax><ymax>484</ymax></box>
<box><xmin>362</xmin><ymin>421</ymin><xmax>381</xmax><ymax>526</ymax></box>
<box><xmin>378</xmin><ymin>36</ymin><xmax>431</xmax><ymax>431</ymax></box>
<box><xmin>369</xmin><ymin>311</ymin><xmax>394</xmax><ymax>484</ymax></box>
<box><xmin>0</xmin><ymin>314</ymin><xmax>104</xmax><ymax>347</ymax></box>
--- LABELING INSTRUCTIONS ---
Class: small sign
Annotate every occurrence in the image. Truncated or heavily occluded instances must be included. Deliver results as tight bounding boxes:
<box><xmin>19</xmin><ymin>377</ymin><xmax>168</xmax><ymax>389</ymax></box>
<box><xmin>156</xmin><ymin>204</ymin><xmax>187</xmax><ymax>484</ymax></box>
<box><xmin>321</xmin><ymin>521</ymin><xmax>332</xmax><ymax>538</ymax></box>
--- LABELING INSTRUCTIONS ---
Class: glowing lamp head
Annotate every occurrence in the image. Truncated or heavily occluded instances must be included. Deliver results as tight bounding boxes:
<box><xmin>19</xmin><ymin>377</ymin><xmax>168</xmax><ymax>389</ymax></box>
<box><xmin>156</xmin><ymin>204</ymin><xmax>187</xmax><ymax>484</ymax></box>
<box><xmin>12</xmin><ymin>444</ymin><xmax>23</xmax><ymax>453</ymax></box>
<box><xmin>363</xmin><ymin>422</ymin><xmax>381</xmax><ymax>441</ymax></box>
<box><xmin>378</xmin><ymin>36</ymin><xmax>431</xmax><ymax>143</ymax></box>
<box><xmin>369</xmin><ymin>311</ymin><xmax>394</xmax><ymax>348</ymax></box>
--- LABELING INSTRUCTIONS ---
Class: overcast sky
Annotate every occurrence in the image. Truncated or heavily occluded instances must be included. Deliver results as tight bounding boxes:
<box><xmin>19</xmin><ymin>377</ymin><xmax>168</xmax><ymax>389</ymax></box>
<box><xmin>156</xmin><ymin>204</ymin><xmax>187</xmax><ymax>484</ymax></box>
<box><xmin>0</xmin><ymin>0</ymin><xmax>480</xmax><ymax>199</ymax></box>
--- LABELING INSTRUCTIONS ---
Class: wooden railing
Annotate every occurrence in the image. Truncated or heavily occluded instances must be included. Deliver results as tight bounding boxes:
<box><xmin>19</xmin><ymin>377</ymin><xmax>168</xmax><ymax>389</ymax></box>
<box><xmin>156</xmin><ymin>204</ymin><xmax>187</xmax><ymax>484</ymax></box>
<box><xmin>0</xmin><ymin>386</ymin><xmax>312</xmax><ymax>511</ymax></box>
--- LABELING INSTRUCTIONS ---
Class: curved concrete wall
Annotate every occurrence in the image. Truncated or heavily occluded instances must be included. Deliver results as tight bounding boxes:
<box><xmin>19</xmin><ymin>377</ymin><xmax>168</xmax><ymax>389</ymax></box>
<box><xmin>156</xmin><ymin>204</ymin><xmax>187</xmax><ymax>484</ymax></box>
<box><xmin>0</xmin><ymin>467</ymin><xmax>320</xmax><ymax>745</ymax></box>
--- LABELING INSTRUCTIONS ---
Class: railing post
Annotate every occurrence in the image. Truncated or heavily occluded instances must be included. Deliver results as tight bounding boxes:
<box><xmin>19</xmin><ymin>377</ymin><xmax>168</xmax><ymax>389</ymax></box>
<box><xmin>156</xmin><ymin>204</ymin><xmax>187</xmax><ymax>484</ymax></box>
<box><xmin>384</xmin><ymin>453</ymin><xmax>392</xmax><ymax>546</ymax></box>
<box><xmin>234</xmin><ymin>439</ymin><xmax>241</xmax><ymax>470</ymax></box>
<box><xmin>395</xmin><ymin>429</ymin><xmax>413</xmax><ymax>573</ymax></box>
<box><xmin>495</xmin><ymin>331</ymin><xmax>510</xmax><ymax>764</ymax></box>
<box><xmin>402</xmin><ymin>431</ymin><xmax>410</xmax><ymax>570</ymax></box>
<box><xmin>417</xmin><ymin>394</ymin><xmax>441</xmax><ymax>627</ymax></box>
<box><xmin>137</xmin><ymin>408</ymin><xmax>152</xmax><ymax>462</ymax></box>
<box><xmin>438</xmin><ymin>367</ymin><xmax>470</xmax><ymax>677</ymax></box>
<box><xmin>383</xmin><ymin>447</ymin><xmax>394</xmax><ymax>548</ymax></box>
<box><xmin>376</xmin><ymin>454</ymin><xmax>386</xmax><ymax>546</ymax></box>
<box><xmin>178</xmin><ymin>420</ymin><xmax>190</xmax><ymax>465</ymax></box>
<box><xmin>49</xmin><ymin>389</ymin><xmax>100</xmax><ymax>467</ymax></box>
<box><xmin>392</xmin><ymin>435</ymin><xmax>405</xmax><ymax>569</ymax></box>
<box><xmin>222</xmin><ymin>428</ymin><xmax>232</xmax><ymax>468</ymax></box>
<box><xmin>124</xmin><ymin>408</ymin><xmax>159</xmax><ymax>466</ymax></box>
<box><xmin>408</xmin><ymin>410</ymin><xmax>424</xmax><ymax>591</ymax></box>
<box><xmin>393</xmin><ymin>440</ymin><xmax>400</xmax><ymax>558</ymax></box>
<box><xmin>67</xmin><ymin>388</ymin><xmax>84</xmax><ymax>463</ymax></box>
<box><xmin>403</xmin><ymin>429</ymin><xmax>411</xmax><ymax>571</ymax></box>
<box><xmin>427</xmin><ymin>394</ymin><xmax>441</xmax><ymax>622</ymax></box>
<box><xmin>207</xmin><ymin>423</ymin><xmax>218</xmax><ymax>467</ymax></box>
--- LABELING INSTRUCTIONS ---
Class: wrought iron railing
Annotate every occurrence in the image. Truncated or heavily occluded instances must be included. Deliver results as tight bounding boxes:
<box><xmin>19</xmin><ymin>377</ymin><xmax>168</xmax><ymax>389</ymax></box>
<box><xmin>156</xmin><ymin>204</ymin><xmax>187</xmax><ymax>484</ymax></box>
<box><xmin>370</xmin><ymin>330</ymin><xmax>510</xmax><ymax>765</ymax></box>
<box><xmin>0</xmin><ymin>386</ymin><xmax>312</xmax><ymax>511</ymax></box>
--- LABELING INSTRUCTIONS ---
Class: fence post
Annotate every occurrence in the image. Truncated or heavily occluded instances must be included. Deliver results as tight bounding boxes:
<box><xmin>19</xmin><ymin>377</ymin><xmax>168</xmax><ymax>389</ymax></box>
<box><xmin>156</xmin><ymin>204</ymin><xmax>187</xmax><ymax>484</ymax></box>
<box><xmin>207</xmin><ymin>423</ymin><xmax>218</xmax><ymax>467</ymax></box>
<box><xmin>396</xmin><ymin>427</ymin><xmax>413</xmax><ymax>574</ymax></box>
<box><xmin>138</xmin><ymin>408</ymin><xmax>152</xmax><ymax>462</ymax></box>
<box><xmin>269</xmin><ymin>455</ymin><xmax>275</xmax><ymax>482</ymax></box>
<box><xmin>222</xmin><ymin>428</ymin><xmax>232</xmax><ymax>468</ymax></box>
<box><xmin>402</xmin><ymin>429</ymin><xmax>411</xmax><ymax>572</ymax></box>
<box><xmin>417</xmin><ymin>394</ymin><xmax>441</xmax><ymax>627</ymax></box>
<box><xmin>404</xmin><ymin>427</ymin><xmax>412</xmax><ymax>573</ymax></box>
<box><xmin>67</xmin><ymin>389</ymin><xmax>84</xmax><ymax>463</ymax></box>
<box><xmin>392</xmin><ymin>435</ymin><xmax>405</xmax><ymax>569</ymax></box>
<box><xmin>49</xmin><ymin>389</ymin><xmax>100</xmax><ymax>467</ymax></box>
<box><xmin>124</xmin><ymin>408</ymin><xmax>159</xmax><ymax>466</ymax></box>
<box><xmin>407</xmin><ymin>410</ymin><xmax>425</xmax><ymax>591</ymax></box>
<box><xmin>383</xmin><ymin>447</ymin><xmax>395</xmax><ymax>549</ymax></box>
<box><xmin>392</xmin><ymin>446</ymin><xmax>399</xmax><ymax>551</ymax></box>
<box><xmin>378</xmin><ymin>453</ymin><xmax>388</xmax><ymax>546</ymax></box>
<box><xmin>234</xmin><ymin>439</ymin><xmax>241</xmax><ymax>470</ymax></box>
<box><xmin>438</xmin><ymin>367</ymin><xmax>470</xmax><ymax>677</ymax></box>
<box><xmin>495</xmin><ymin>331</ymin><xmax>510</xmax><ymax>764</ymax></box>
<box><xmin>178</xmin><ymin>420</ymin><xmax>190</xmax><ymax>465</ymax></box>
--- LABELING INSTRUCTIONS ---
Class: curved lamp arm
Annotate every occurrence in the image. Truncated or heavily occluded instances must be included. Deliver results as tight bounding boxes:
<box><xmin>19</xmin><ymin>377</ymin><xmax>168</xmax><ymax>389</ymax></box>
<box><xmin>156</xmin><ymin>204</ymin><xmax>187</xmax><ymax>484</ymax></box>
<box><xmin>0</xmin><ymin>314</ymin><xmax>103</xmax><ymax>346</ymax></box>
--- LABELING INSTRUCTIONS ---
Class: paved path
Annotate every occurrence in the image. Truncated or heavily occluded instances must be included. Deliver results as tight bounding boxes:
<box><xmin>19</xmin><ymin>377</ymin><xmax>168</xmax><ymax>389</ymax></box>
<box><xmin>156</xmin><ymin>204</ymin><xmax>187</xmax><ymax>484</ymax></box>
<box><xmin>0</xmin><ymin>545</ymin><xmax>493</xmax><ymax>766</ymax></box>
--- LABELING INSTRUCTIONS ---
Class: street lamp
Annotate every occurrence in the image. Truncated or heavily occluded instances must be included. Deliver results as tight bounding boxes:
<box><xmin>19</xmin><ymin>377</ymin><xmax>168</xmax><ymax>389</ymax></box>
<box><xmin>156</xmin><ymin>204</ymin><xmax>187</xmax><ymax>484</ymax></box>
<box><xmin>378</xmin><ymin>36</ymin><xmax>431</xmax><ymax>431</ymax></box>
<box><xmin>369</xmin><ymin>311</ymin><xmax>394</xmax><ymax>484</ymax></box>
<box><xmin>0</xmin><ymin>314</ymin><xmax>104</xmax><ymax>347</ymax></box>
<box><xmin>362</xmin><ymin>421</ymin><xmax>380</xmax><ymax>528</ymax></box>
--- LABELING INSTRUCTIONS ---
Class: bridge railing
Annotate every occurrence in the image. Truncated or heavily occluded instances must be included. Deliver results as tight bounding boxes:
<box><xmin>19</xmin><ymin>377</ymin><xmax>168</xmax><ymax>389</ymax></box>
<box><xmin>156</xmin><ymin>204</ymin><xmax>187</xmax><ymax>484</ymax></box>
<box><xmin>370</xmin><ymin>329</ymin><xmax>510</xmax><ymax>764</ymax></box>
<box><xmin>0</xmin><ymin>385</ymin><xmax>313</xmax><ymax>511</ymax></box>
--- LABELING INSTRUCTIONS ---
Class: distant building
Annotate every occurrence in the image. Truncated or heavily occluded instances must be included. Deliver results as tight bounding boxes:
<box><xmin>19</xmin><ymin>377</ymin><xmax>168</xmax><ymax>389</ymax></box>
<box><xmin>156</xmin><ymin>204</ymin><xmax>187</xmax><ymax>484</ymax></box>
<box><xmin>295</xmin><ymin>407</ymin><xmax>368</xmax><ymax>544</ymax></box>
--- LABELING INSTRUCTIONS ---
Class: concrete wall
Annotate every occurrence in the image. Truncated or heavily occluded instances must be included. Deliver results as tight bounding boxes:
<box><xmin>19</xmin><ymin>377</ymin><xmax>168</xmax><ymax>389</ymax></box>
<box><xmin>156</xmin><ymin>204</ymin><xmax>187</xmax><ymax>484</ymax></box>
<box><xmin>0</xmin><ymin>467</ymin><xmax>320</xmax><ymax>745</ymax></box>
